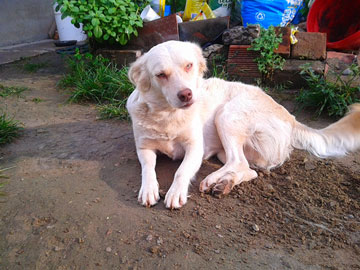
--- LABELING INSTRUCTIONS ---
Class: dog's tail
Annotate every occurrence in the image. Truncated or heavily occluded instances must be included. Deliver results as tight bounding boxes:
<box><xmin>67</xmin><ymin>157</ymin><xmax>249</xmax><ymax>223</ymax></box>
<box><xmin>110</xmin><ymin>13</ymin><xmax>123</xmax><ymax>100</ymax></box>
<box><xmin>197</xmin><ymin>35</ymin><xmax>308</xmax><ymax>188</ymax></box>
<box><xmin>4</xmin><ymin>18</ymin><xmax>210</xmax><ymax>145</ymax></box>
<box><xmin>292</xmin><ymin>103</ymin><xmax>360</xmax><ymax>158</ymax></box>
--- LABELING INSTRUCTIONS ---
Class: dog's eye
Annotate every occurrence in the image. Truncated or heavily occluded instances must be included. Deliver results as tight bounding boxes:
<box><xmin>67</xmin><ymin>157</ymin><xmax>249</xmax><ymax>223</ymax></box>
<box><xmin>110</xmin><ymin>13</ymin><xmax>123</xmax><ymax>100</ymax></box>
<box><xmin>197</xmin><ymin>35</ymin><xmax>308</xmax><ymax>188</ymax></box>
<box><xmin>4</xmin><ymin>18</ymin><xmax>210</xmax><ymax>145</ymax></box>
<box><xmin>185</xmin><ymin>63</ymin><xmax>193</xmax><ymax>71</ymax></box>
<box><xmin>156</xmin><ymin>72</ymin><xmax>167</xmax><ymax>79</ymax></box>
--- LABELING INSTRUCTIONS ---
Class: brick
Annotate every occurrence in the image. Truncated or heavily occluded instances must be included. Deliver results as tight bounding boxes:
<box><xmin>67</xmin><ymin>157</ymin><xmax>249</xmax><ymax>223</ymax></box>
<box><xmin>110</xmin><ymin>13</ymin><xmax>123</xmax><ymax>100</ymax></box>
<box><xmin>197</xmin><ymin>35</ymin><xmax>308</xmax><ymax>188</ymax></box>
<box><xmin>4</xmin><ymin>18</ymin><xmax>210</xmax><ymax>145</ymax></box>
<box><xmin>291</xmin><ymin>32</ymin><xmax>327</xmax><ymax>60</ymax></box>
<box><xmin>96</xmin><ymin>49</ymin><xmax>142</xmax><ymax>66</ymax></box>
<box><xmin>275</xmin><ymin>27</ymin><xmax>291</xmax><ymax>57</ymax></box>
<box><xmin>227</xmin><ymin>45</ymin><xmax>261</xmax><ymax>83</ymax></box>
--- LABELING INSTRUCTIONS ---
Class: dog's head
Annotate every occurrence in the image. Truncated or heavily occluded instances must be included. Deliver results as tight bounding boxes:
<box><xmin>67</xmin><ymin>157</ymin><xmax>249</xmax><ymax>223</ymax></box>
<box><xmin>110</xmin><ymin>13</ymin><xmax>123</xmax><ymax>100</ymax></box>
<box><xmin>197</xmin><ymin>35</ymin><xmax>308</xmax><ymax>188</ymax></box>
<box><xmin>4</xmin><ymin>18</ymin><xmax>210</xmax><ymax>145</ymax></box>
<box><xmin>128</xmin><ymin>41</ymin><xmax>207</xmax><ymax>108</ymax></box>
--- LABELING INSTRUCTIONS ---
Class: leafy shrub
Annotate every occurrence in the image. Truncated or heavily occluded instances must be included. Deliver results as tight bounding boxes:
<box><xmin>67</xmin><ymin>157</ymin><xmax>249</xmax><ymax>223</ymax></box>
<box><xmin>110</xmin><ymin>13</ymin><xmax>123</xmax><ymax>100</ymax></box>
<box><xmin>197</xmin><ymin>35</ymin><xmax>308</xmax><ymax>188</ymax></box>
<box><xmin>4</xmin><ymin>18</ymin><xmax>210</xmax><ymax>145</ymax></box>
<box><xmin>297</xmin><ymin>63</ymin><xmax>360</xmax><ymax>117</ymax></box>
<box><xmin>55</xmin><ymin>0</ymin><xmax>146</xmax><ymax>45</ymax></box>
<box><xmin>248</xmin><ymin>26</ymin><xmax>285</xmax><ymax>83</ymax></box>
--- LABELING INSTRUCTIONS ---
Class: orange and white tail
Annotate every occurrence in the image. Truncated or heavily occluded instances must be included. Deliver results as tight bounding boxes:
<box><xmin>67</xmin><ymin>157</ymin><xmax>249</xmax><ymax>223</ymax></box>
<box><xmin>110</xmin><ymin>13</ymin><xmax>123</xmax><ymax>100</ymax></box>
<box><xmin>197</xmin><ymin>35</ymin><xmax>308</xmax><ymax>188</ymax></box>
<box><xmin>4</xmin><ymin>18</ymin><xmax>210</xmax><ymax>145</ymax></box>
<box><xmin>292</xmin><ymin>104</ymin><xmax>360</xmax><ymax>158</ymax></box>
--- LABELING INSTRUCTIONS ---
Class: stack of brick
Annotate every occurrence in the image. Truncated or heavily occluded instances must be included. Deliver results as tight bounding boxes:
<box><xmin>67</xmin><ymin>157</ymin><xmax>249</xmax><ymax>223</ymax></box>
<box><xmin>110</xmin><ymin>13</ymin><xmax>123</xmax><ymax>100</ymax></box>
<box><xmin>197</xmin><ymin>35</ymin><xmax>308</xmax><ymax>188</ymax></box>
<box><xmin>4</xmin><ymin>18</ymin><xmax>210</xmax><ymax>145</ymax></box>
<box><xmin>225</xmin><ymin>27</ymin><xmax>330</xmax><ymax>86</ymax></box>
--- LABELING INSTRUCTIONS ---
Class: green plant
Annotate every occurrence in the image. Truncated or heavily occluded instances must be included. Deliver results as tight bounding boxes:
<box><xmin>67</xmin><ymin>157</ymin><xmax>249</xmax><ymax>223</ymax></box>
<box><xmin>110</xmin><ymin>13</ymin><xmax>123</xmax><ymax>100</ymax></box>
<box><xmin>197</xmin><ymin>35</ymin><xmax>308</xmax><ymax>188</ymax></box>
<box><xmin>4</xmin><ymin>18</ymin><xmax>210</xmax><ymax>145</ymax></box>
<box><xmin>0</xmin><ymin>84</ymin><xmax>28</xmax><ymax>97</ymax></box>
<box><xmin>59</xmin><ymin>49</ymin><xmax>134</xmax><ymax>119</ymax></box>
<box><xmin>248</xmin><ymin>26</ymin><xmax>285</xmax><ymax>83</ymax></box>
<box><xmin>0</xmin><ymin>112</ymin><xmax>23</xmax><ymax>145</ymax></box>
<box><xmin>55</xmin><ymin>0</ymin><xmax>146</xmax><ymax>45</ymax></box>
<box><xmin>297</xmin><ymin>63</ymin><xmax>360</xmax><ymax>117</ymax></box>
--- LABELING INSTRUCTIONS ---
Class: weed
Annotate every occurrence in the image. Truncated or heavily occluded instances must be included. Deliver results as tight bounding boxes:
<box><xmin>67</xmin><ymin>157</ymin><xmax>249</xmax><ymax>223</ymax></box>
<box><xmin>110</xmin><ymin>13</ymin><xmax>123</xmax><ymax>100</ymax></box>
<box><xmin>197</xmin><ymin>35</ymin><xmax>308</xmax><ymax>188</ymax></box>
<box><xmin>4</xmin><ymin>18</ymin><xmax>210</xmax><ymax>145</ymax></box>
<box><xmin>248</xmin><ymin>26</ymin><xmax>285</xmax><ymax>83</ymax></box>
<box><xmin>0</xmin><ymin>84</ymin><xmax>28</xmax><ymax>97</ymax></box>
<box><xmin>297</xmin><ymin>63</ymin><xmax>360</xmax><ymax>117</ymax></box>
<box><xmin>98</xmin><ymin>101</ymin><xmax>129</xmax><ymax>120</ymax></box>
<box><xmin>23</xmin><ymin>62</ymin><xmax>47</xmax><ymax>73</ymax></box>
<box><xmin>0</xmin><ymin>112</ymin><xmax>23</xmax><ymax>145</ymax></box>
<box><xmin>59</xmin><ymin>49</ymin><xmax>134</xmax><ymax>119</ymax></box>
<box><xmin>210</xmin><ymin>58</ymin><xmax>228</xmax><ymax>80</ymax></box>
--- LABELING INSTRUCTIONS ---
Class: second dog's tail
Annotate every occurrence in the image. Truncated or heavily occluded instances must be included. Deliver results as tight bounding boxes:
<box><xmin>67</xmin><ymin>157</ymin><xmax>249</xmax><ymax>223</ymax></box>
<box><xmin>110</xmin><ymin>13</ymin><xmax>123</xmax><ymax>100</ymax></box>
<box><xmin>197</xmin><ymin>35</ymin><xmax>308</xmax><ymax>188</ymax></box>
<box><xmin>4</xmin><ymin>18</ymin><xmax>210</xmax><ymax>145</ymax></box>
<box><xmin>292</xmin><ymin>103</ymin><xmax>360</xmax><ymax>158</ymax></box>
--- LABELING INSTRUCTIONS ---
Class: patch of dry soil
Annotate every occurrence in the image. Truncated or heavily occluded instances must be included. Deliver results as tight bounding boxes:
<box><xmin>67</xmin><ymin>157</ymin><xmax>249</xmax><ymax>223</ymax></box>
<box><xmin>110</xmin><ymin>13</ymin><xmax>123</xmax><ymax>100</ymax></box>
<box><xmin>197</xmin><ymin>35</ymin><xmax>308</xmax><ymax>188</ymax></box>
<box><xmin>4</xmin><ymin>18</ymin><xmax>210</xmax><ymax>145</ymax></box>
<box><xmin>0</xmin><ymin>53</ymin><xmax>359</xmax><ymax>270</ymax></box>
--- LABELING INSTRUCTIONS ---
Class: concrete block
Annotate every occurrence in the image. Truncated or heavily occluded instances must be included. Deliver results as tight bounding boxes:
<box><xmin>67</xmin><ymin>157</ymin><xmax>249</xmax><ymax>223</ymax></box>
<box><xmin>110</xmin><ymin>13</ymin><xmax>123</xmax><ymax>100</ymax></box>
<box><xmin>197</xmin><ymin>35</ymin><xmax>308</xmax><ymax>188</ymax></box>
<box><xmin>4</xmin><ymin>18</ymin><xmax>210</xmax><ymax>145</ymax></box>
<box><xmin>96</xmin><ymin>49</ymin><xmax>142</xmax><ymax>67</ymax></box>
<box><xmin>273</xmin><ymin>59</ymin><xmax>325</xmax><ymax>89</ymax></box>
<box><xmin>222</xmin><ymin>25</ymin><xmax>260</xmax><ymax>45</ymax></box>
<box><xmin>291</xmin><ymin>32</ymin><xmax>327</xmax><ymax>60</ymax></box>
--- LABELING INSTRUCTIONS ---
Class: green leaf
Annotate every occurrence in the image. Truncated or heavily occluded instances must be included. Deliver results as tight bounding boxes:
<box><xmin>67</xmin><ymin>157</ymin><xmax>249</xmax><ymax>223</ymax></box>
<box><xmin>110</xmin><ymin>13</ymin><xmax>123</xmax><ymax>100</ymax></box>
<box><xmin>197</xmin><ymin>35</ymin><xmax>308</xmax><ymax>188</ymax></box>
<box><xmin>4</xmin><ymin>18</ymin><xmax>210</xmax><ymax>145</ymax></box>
<box><xmin>91</xmin><ymin>18</ymin><xmax>100</xmax><ymax>26</ymax></box>
<box><xmin>94</xmin><ymin>25</ymin><xmax>103</xmax><ymax>38</ymax></box>
<box><xmin>103</xmin><ymin>34</ymin><xmax>109</xmax><ymax>40</ymax></box>
<box><xmin>61</xmin><ymin>13</ymin><xmax>68</xmax><ymax>20</ymax></box>
<box><xmin>108</xmin><ymin>7</ymin><xmax>116</xmax><ymax>14</ymax></box>
<box><xmin>72</xmin><ymin>6</ymin><xmax>79</xmax><ymax>13</ymax></box>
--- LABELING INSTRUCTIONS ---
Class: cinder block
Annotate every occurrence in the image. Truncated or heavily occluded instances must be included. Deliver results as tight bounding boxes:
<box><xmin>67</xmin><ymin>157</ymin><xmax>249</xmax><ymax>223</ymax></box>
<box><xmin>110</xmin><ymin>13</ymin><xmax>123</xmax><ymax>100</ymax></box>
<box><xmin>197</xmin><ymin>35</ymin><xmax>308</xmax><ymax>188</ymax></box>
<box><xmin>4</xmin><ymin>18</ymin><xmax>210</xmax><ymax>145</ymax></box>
<box><xmin>274</xmin><ymin>59</ymin><xmax>325</xmax><ymax>88</ymax></box>
<box><xmin>96</xmin><ymin>49</ymin><xmax>142</xmax><ymax>66</ymax></box>
<box><xmin>227</xmin><ymin>45</ymin><xmax>261</xmax><ymax>83</ymax></box>
<box><xmin>291</xmin><ymin>32</ymin><xmax>327</xmax><ymax>60</ymax></box>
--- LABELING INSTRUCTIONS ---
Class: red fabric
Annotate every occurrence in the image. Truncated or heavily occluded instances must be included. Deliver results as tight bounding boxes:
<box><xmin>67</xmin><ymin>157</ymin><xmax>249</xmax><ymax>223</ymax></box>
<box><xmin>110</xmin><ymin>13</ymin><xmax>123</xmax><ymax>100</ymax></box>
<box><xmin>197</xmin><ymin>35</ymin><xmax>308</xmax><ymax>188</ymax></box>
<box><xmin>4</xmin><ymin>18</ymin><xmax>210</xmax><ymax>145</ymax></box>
<box><xmin>307</xmin><ymin>0</ymin><xmax>360</xmax><ymax>50</ymax></box>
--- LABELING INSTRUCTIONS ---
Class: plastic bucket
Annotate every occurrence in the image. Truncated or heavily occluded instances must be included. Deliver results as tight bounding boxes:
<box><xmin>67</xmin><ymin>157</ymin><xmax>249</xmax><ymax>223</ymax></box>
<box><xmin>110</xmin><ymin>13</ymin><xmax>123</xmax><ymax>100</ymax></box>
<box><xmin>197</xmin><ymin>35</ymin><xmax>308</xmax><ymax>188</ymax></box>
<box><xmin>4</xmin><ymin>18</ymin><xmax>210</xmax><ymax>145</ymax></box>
<box><xmin>54</xmin><ymin>5</ymin><xmax>87</xmax><ymax>42</ymax></box>
<box><xmin>307</xmin><ymin>0</ymin><xmax>360</xmax><ymax>50</ymax></box>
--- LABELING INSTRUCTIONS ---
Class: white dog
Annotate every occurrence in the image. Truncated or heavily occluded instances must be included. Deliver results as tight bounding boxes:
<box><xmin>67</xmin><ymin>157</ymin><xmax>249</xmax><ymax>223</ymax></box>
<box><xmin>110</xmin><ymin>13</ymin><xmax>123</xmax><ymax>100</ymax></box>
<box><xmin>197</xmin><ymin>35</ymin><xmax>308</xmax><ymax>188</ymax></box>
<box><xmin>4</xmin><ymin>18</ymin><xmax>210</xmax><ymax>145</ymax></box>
<box><xmin>126</xmin><ymin>40</ymin><xmax>360</xmax><ymax>209</ymax></box>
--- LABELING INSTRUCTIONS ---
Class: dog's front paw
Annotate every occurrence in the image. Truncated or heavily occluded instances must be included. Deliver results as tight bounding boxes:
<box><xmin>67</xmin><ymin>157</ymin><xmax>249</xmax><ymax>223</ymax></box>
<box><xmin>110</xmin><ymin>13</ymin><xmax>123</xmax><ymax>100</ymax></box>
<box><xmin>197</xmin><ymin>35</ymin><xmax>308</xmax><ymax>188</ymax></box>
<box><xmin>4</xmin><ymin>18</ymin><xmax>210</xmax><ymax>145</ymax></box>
<box><xmin>164</xmin><ymin>183</ymin><xmax>188</xmax><ymax>209</ymax></box>
<box><xmin>138</xmin><ymin>183</ymin><xmax>160</xmax><ymax>207</ymax></box>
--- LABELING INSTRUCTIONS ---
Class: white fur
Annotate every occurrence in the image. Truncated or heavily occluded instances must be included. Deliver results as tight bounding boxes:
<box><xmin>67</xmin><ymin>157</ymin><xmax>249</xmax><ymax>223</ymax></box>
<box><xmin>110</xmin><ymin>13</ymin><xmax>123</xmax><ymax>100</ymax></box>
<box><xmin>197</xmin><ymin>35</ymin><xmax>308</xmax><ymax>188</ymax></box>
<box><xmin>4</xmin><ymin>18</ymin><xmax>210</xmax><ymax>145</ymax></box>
<box><xmin>126</xmin><ymin>41</ymin><xmax>360</xmax><ymax>209</ymax></box>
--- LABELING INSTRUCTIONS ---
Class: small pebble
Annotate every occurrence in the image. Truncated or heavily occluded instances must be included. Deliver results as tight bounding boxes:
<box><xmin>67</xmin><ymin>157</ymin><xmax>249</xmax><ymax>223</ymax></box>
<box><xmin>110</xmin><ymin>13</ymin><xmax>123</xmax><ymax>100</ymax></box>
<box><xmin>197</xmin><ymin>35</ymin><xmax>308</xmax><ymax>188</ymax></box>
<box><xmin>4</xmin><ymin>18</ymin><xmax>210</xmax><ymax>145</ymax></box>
<box><xmin>342</xmin><ymin>68</ymin><xmax>352</xmax><ymax>75</ymax></box>
<box><xmin>214</xmin><ymin>249</ymin><xmax>220</xmax><ymax>254</ymax></box>
<box><xmin>252</xmin><ymin>224</ymin><xmax>260</xmax><ymax>232</ymax></box>
<box><xmin>106</xmin><ymin>247</ymin><xmax>112</xmax><ymax>253</ymax></box>
<box><xmin>54</xmin><ymin>246</ymin><xmax>62</xmax><ymax>252</ymax></box>
<box><xmin>146</xmin><ymin>234</ymin><xmax>153</xmax><ymax>241</ymax></box>
<box><xmin>156</xmin><ymin>237</ymin><xmax>163</xmax><ymax>245</ymax></box>
<box><xmin>215</xmin><ymin>225</ymin><xmax>221</xmax><ymax>229</ymax></box>
<box><xmin>150</xmin><ymin>245</ymin><xmax>160</xmax><ymax>254</ymax></box>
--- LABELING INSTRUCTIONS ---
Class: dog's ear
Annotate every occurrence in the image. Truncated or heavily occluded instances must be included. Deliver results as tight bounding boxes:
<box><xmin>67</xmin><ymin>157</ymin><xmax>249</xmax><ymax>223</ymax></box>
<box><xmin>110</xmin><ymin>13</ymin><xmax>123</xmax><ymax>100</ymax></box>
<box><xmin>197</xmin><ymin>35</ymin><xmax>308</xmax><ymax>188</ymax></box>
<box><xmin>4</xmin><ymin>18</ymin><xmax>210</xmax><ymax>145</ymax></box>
<box><xmin>128</xmin><ymin>54</ymin><xmax>151</xmax><ymax>91</ymax></box>
<box><xmin>194</xmin><ymin>44</ymin><xmax>207</xmax><ymax>76</ymax></box>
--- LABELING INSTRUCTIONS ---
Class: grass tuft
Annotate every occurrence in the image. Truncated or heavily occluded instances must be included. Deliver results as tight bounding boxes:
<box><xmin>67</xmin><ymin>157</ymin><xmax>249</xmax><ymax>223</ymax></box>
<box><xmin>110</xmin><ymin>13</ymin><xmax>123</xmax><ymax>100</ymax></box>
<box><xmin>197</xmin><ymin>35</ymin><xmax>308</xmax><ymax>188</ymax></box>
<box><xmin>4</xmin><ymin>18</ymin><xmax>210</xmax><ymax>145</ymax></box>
<box><xmin>0</xmin><ymin>112</ymin><xmax>23</xmax><ymax>145</ymax></box>
<box><xmin>59</xmin><ymin>50</ymin><xmax>134</xmax><ymax>119</ymax></box>
<box><xmin>0</xmin><ymin>84</ymin><xmax>28</xmax><ymax>97</ymax></box>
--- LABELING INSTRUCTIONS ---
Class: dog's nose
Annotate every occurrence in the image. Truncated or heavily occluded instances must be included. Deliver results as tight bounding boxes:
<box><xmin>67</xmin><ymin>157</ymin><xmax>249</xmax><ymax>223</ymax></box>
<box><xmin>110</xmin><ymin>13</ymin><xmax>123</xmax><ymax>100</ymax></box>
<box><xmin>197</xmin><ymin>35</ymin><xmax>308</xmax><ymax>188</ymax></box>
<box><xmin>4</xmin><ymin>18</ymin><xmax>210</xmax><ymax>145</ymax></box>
<box><xmin>177</xmin><ymin>89</ymin><xmax>192</xmax><ymax>102</ymax></box>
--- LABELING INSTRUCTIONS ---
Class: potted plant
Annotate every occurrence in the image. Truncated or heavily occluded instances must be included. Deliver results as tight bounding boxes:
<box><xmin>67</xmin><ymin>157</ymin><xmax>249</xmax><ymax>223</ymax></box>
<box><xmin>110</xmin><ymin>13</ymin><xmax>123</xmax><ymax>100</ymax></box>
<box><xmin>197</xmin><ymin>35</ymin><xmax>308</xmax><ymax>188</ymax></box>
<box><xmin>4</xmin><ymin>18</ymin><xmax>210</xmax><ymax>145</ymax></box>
<box><xmin>54</xmin><ymin>0</ymin><xmax>147</xmax><ymax>46</ymax></box>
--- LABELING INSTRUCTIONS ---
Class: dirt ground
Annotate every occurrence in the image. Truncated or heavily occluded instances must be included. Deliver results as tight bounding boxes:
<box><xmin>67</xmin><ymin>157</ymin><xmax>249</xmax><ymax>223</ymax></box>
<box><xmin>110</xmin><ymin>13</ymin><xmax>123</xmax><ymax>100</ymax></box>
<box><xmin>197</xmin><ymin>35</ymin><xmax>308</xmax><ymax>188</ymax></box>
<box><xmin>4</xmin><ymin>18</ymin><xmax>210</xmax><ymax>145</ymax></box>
<box><xmin>1</xmin><ymin>53</ymin><xmax>359</xmax><ymax>270</ymax></box>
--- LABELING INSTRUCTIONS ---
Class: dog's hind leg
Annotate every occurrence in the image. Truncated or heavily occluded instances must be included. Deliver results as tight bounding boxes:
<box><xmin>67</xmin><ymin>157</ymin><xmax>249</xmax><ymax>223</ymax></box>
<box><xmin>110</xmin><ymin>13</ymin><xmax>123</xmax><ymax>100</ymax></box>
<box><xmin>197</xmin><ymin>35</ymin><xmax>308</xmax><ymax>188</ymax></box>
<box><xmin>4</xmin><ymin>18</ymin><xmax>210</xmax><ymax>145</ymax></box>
<box><xmin>199</xmin><ymin>105</ymin><xmax>258</xmax><ymax>196</ymax></box>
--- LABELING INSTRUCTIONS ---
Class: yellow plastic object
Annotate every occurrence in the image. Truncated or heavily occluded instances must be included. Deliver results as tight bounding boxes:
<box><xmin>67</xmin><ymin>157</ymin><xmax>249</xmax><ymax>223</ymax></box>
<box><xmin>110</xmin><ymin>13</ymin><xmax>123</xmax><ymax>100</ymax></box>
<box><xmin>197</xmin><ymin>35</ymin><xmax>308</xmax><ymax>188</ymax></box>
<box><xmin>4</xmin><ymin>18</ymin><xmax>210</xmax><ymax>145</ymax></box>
<box><xmin>290</xmin><ymin>26</ymin><xmax>299</xmax><ymax>44</ymax></box>
<box><xmin>158</xmin><ymin>0</ymin><xmax>165</xmax><ymax>17</ymax></box>
<box><xmin>184</xmin><ymin>0</ymin><xmax>216</xmax><ymax>21</ymax></box>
